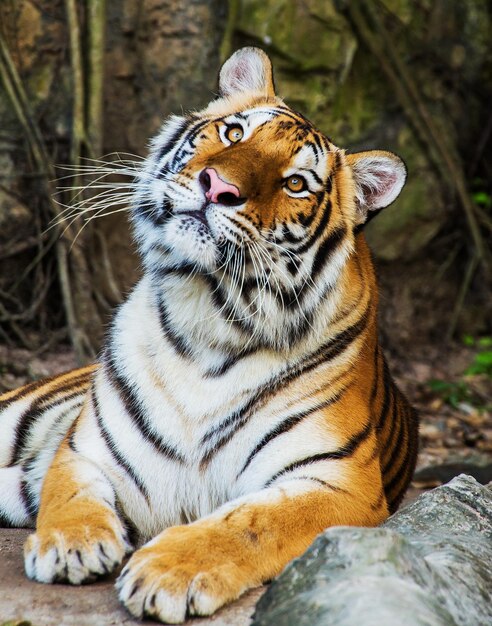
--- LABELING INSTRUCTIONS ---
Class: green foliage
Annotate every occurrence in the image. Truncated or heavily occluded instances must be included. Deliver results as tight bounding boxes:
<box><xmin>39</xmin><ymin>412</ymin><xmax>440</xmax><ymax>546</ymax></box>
<box><xmin>428</xmin><ymin>336</ymin><xmax>492</xmax><ymax>410</ymax></box>
<box><xmin>462</xmin><ymin>336</ymin><xmax>492</xmax><ymax>377</ymax></box>
<box><xmin>472</xmin><ymin>191</ymin><xmax>492</xmax><ymax>209</ymax></box>
<box><xmin>471</xmin><ymin>179</ymin><xmax>492</xmax><ymax>210</ymax></box>
<box><xmin>427</xmin><ymin>379</ymin><xmax>476</xmax><ymax>410</ymax></box>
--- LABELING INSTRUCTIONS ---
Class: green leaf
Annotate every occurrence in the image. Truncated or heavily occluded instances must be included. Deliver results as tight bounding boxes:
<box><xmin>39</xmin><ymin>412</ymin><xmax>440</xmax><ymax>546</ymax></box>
<box><xmin>478</xmin><ymin>337</ymin><xmax>492</xmax><ymax>348</ymax></box>
<box><xmin>474</xmin><ymin>351</ymin><xmax>492</xmax><ymax>366</ymax></box>
<box><xmin>427</xmin><ymin>379</ymin><xmax>451</xmax><ymax>392</ymax></box>
<box><xmin>472</xmin><ymin>191</ymin><xmax>492</xmax><ymax>208</ymax></box>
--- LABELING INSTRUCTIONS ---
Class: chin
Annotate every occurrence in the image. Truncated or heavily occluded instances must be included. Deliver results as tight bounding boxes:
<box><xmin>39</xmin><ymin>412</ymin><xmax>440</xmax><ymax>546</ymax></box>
<box><xmin>162</xmin><ymin>215</ymin><xmax>219</xmax><ymax>270</ymax></box>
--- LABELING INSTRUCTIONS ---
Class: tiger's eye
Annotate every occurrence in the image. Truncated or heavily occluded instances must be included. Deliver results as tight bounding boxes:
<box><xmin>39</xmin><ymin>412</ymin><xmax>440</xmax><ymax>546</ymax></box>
<box><xmin>225</xmin><ymin>126</ymin><xmax>244</xmax><ymax>143</ymax></box>
<box><xmin>286</xmin><ymin>175</ymin><xmax>306</xmax><ymax>193</ymax></box>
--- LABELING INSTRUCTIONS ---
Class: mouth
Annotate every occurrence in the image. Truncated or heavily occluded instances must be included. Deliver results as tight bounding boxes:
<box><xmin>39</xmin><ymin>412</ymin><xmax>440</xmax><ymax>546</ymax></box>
<box><xmin>182</xmin><ymin>210</ymin><xmax>209</xmax><ymax>227</ymax></box>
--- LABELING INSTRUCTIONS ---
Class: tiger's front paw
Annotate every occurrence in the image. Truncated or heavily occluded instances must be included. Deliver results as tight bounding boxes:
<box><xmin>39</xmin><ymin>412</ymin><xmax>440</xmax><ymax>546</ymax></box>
<box><xmin>24</xmin><ymin>513</ymin><xmax>132</xmax><ymax>585</ymax></box>
<box><xmin>116</xmin><ymin>525</ymin><xmax>254</xmax><ymax>624</ymax></box>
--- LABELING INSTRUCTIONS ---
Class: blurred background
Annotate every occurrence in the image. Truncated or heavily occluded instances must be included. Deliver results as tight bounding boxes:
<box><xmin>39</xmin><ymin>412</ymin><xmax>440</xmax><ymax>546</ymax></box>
<box><xmin>0</xmin><ymin>0</ymin><xmax>491</xmax><ymax>485</ymax></box>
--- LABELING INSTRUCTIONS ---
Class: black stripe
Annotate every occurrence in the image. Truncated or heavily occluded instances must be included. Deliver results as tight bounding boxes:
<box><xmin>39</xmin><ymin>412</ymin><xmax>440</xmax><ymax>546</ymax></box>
<box><xmin>325</xmin><ymin>175</ymin><xmax>333</xmax><ymax>196</ymax></box>
<box><xmin>382</xmin><ymin>401</ymin><xmax>404</xmax><ymax>476</ymax></box>
<box><xmin>20</xmin><ymin>476</ymin><xmax>38</xmax><ymax>520</ymax></box>
<box><xmin>385</xmin><ymin>459</ymin><xmax>410</xmax><ymax>511</ymax></box>
<box><xmin>155</xmin><ymin>117</ymin><xmax>190</xmax><ymax>163</ymax></box>
<box><xmin>157</xmin><ymin>267</ymin><xmax>253</xmax><ymax>344</ymax></box>
<box><xmin>91</xmin><ymin>387</ymin><xmax>150</xmax><ymax>501</ymax></box>
<box><xmin>386</xmin><ymin>405</ymin><xmax>419</xmax><ymax>512</ymax></box>
<box><xmin>306</xmin><ymin>167</ymin><xmax>323</xmax><ymax>185</ymax></box>
<box><xmin>67</xmin><ymin>422</ymin><xmax>78</xmax><ymax>452</ymax></box>
<box><xmin>199</xmin><ymin>393</ymin><xmax>262</xmax><ymax>467</ymax></box>
<box><xmin>238</xmin><ymin>388</ymin><xmax>347</xmax><ymax>477</ymax></box>
<box><xmin>157</xmin><ymin>296</ymin><xmax>191</xmax><ymax>358</ymax></box>
<box><xmin>153</xmin><ymin>197</ymin><xmax>173</xmax><ymax>225</ymax></box>
<box><xmin>332</xmin><ymin>152</ymin><xmax>343</xmax><ymax>213</ymax></box>
<box><xmin>310</xmin><ymin>225</ymin><xmax>346</xmax><ymax>278</ymax></box>
<box><xmin>0</xmin><ymin>511</ymin><xmax>15</xmax><ymax>528</ymax></box>
<box><xmin>0</xmin><ymin>377</ymin><xmax>57</xmax><ymax>410</ymax></box>
<box><xmin>153</xmin><ymin>262</ymin><xmax>196</xmax><ymax>281</ymax></box>
<box><xmin>46</xmin><ymin>399</ymin><xmax>84</xmax><ymax>436</ymax></box>
<box><xmin>170</xmin><ymin>119</ymin><xmax>209</xmax><ymax>171</ymax></box>
<box><xmin>134</xmin><ymin>198</ymin><xmax>166</xmax><ymax>224</ymax></box>
<box><xmin>312</xmin><ymin>132</ymin><xmax>327</xmax><ymax>154</ymax></box>
<box><xmin>204</xmin><ymin>347</ymin><xmax>257</xmax><ymax>378</ymax></box>
<box><xmin>371</xmin><ymin>489</ymin><xmax>385</xmax><ymax>512</ymax></box>
<box><xmin>294</xmin><ymin>197</ymin><xmax>332</xmax><ymax>254</ymax></box>
<box><xmin>370</xmin><ymin>344</ymin><xmax>380</xmax><ymax>403</ymax></box>
<box><xmin>298</xmin><ymin>206</ymin><xmax>318</xmax><ymax>228</ymax></box>
<box><xmin>265</xmin><ymin>420</ymin><xmax>373</xmax><ymax>486</ymax></box>
<box><xmin>289</xmin><ymin>475</ymin><xmax>348</xmax><ymax>492</ymax></box>
<box><xmin>286</xmin><ymin>258</ymin><xmax>300</xmax><ymax>276</ymax></box>
<box><xmin>114</xmin><ymin>496</ymin><xmax>138</xmax><ymax>548</ymax></box>
<box><xmin>0</xmin><ymin>368</ymin><xmax>91</xmax><ymax>411</ymax></box>
<box><xmin>376</xmin><ymin>357</ymin><xmax>393</xmax><ymax>432</ymax></box>
<box><xmin>282</xmin><ymin>224</ymin><xmax>305</xmax><ymax>244</ymax></box>
<box><xmin>9</xmin><ymin>374</ymin><xmax>92</xmax><ymax>466</ymax></box>
<box><xmin>200</xmin><ymin>311</ymin><xmax>369</xmax><ymax>466</ymax></box>
<box><xmin>104</xmin><ymin>352</ymin><xmax>185</xmax><ymax>463</ymax></box>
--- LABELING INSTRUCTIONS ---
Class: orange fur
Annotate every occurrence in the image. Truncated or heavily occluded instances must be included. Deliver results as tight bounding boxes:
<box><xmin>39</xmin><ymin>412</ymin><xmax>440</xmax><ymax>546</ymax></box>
<box><xmin>1</xmin><ymin>47</ymin><xmax>418</xmax><ymax>624</ymax></box>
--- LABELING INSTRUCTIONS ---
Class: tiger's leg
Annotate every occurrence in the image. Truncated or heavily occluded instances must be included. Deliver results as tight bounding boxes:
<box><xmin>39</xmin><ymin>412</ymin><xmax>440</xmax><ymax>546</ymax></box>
<box><xmin>117</xmin><ymin>456</ymin><xmax>387</xmax><ymax>623</ymax></box>
<box><xmin>24</xmin><ymin>424</ymin><xmax>132</xmax><ymax>584</ymax></box>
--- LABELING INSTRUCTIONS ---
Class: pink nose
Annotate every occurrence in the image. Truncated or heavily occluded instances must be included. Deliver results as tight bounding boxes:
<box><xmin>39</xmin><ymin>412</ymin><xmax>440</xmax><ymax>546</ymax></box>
<box><xmin>201</xmin><ymin>168</ymin><xmax>240</xmax><ymax>204</ymax></box>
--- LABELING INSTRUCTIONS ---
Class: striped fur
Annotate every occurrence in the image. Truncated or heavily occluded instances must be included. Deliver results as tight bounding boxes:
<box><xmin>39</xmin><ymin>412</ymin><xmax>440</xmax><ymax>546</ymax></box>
<box><xmin>0</xmin><ymin>48</ymin><xmax>417</xmax><ymax>623</ymax></box>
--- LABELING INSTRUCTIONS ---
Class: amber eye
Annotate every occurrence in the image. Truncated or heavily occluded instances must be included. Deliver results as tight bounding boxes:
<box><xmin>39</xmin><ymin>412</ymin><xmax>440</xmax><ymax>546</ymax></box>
<box><xmin>286</xmin><ymin>175</ymin><xmax>306</xmax><ymax>193</ymax></box>
<box><xmin>225</xmin><ymin>125</ymin><xmax>244</xmax><ymax>143</ymax></box>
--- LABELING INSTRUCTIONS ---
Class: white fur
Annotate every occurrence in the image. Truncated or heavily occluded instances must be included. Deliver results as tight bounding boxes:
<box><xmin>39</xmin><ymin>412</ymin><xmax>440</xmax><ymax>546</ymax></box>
<box><xmin>0</xmin><ymin>396</ymin><xmax>33</xmax><ymax>466</ymax></box>
<box><xmin>219</xmin><ymin>48</ymin><xmax>272</xmax><ymax>97</ymax></box>
<box><xmin>0</xmin><ymin>465</ymin><xmax>31</xmax><ymax>526</ymax></box>
<box><xmin>351</xmin><ymin>154</ymin><xmax>406</xmax><ymax>211</ymax></box>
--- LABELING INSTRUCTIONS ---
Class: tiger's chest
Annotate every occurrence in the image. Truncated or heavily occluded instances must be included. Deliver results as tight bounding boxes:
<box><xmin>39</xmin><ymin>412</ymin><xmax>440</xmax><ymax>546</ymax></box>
<box><xmin>73</xmin><ymin>278</ymin><xmax>341</xmax><ymax>539</ymax></box>
<box><xmin>78</xmin><ymin>336</ymin><xmax>297</xmax><ymax>539</ymax></box>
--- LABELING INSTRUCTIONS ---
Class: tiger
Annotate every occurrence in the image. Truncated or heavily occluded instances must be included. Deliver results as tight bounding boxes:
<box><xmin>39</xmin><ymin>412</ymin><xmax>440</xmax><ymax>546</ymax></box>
<box><xmin>0</xmin><ymin>47</ymin><xmax>418</xmax><ymax>623</ymax></box>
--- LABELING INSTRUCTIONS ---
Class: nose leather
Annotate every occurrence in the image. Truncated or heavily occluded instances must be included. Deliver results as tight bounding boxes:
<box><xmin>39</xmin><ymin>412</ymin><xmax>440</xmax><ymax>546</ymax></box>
<box><xmin>204</xmin><ymin>168</ymin><xmax>240</xmax><ymax>203</ymax></box>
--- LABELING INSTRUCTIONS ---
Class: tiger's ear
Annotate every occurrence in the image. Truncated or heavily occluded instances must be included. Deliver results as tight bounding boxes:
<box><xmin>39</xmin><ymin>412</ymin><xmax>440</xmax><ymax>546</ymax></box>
<box><xmin>219</xmin><ymin>47</ymin><xmax>275</xmax><ymax>98</ymax></box>
<box><xmin>346</xmin><ymin>150</ymin><xmax>407</xmax><ymax>225</ymax></box>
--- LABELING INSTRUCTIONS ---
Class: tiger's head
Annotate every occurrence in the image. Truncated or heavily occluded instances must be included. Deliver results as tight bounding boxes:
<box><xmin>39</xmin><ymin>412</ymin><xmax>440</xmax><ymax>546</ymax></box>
<box><xmin>132</xmin><ymin>47</ymin><xmax>406</xmax><ymax>351</ymax></box>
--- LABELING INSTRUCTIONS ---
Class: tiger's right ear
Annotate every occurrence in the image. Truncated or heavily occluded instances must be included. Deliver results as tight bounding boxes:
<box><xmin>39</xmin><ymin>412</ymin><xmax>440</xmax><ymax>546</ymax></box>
<box><xmin>346</xmin><ymin>150</ymin><xmax>407</xmax><ymax>225</ymax></box>
<box><xmin>219</xmin><ymin>47</ymin><xmax>276</xmax><ymax>98</ymax></box>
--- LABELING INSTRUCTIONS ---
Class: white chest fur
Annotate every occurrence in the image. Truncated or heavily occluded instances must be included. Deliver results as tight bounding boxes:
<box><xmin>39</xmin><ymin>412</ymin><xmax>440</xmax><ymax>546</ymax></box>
<box><xmin>74</xmin><ymin>276</ymin><xmax>345</xmax><ymax>540</ymax></box>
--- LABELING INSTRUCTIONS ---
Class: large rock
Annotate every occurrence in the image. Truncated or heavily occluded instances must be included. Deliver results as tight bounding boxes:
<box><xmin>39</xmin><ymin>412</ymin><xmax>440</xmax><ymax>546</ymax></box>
<box><xmin>252</xmin><ymin>475</ymin><xmax>492</xmax><ymax>626</ymax></box>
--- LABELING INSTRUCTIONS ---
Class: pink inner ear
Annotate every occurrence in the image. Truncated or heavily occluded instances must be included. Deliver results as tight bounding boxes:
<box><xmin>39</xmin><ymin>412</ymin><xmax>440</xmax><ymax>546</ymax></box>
<box><xmin>365</xmin><ymin>171</ymin><xmax>398</xmax><ymax>208</ymax></box>
<box><xmin>231</xmin><ymin>60</ymin><xmax>250</xmax><ymax>84</ymax></box>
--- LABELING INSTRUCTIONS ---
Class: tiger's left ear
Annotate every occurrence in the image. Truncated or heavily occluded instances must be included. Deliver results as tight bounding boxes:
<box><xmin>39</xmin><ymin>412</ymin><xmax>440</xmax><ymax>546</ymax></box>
<box><xmin>219</xmin><ymin>47</ymin><xmax>276</xmax><ymax>98</ymax></box>
<box><xmin>345</xmin><ymin>150</ymin><xmax>407</xmax><ymax>225</ymax></box>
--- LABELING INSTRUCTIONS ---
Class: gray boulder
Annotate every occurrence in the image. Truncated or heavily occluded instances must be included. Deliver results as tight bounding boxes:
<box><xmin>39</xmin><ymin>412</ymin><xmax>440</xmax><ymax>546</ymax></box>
<box><xmin>252</xmin><ymin>475</ymin><xmax>492</xmax><ymax>626</ymax></box>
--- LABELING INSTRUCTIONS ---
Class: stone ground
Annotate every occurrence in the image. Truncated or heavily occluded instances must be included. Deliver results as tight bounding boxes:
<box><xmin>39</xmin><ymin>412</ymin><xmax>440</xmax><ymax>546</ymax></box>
<box><xmin>0</xmin><ymin>529</ymin><xmax>266</xmax><ymax>626</ymax></box>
